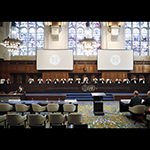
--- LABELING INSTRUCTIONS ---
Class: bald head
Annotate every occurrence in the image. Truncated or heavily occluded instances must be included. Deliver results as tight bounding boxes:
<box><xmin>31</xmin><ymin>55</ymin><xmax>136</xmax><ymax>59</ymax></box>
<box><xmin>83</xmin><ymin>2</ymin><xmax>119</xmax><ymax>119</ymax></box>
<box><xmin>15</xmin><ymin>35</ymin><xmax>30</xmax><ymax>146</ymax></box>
<box><xmin>147</xmin><ymin>91</ymin><xmax>150</xmax><ymax>97</ymax></box>
<box><xmin>134</xmin><ymin>90</ymin><xmax>139</xmax><ymax>96</ymax></box>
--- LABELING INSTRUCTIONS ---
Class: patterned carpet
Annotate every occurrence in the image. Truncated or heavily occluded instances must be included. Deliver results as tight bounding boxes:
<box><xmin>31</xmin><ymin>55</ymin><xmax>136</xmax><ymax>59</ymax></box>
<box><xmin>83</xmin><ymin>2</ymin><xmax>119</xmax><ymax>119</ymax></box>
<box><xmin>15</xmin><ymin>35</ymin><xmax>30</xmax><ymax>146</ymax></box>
<box><xmin>78</xmin><ymin>102</ymin><xmax>146</xmax><ymax>128</ymax></box>
<box><xmin>0</xmin><ymin>102</ymin><xmax>147</xmax><ymax>128</ymax></box>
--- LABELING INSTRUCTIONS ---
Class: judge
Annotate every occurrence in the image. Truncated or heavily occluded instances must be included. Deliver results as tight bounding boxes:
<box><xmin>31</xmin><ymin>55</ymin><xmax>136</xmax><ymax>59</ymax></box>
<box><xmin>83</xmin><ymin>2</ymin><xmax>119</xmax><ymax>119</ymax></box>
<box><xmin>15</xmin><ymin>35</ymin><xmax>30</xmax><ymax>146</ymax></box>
<box><xmin>76</xmin><ymin>78</ymin><xmax>81</xmax><ymax>84</ymax></box>
<box><xmin>124</xmin><ymin>78</ymin><xmax>130</xmax><ymax>84</ymax></box>
<box><xmin>131</xmin><ymin>77</ymin><xmax>138</xmax><ymax>84</ymax></box>
<box><xmin>60</xmin><ymin>78</ymin><xmax>66</xmax><ymax>84</ymax></box>
<box><xmin>107</xmin><ymin>78</ymin><xmax>113</xmax><ymax>84</ymax></box>
<box><xmin>27</xmin><ymin>78</ymin><xmax>34</xmax><ymax>84</ymax></box>
<box><xmin>37</xmin><ymin>78</ymin><xmax>43</xmax><ymax>84</ymax></box>
<box><xmin>139</xmin><ymin>78</ymin><xmax>147</xmax><ymax>84</ymax></box>
<box><xmin>99</xmin><ymin>78</ymin><xmax>105</xmax><ymax>84</ymax></box>
<box><xmin>4</xmin><ymin>78</ymin><xmax>10</xmax><ymax>84</ymax></box>
<box><xmin>68</xmin><ymin>78</ymin><xmax>74</xmax><ymax>84</ymax></box>
<box><xmin>92</xmin><ymin>78</ymin><xmax>98</xmax><ymax>84</ymax></box>
<box><xmin>83</xmin><ymin>77</ymin><xmax>89</xmax><ymax>84</ymax></box>
<box><xmin>45</xmin><ymin>78</ymin><xmax>51</xmax><ymax>84</ymax></box>
<box><xmin>115</xmin><ymin>79</ymin><xmax>122</xmax><ymax>84</ymax></box>
<box><xmin>53</xmin><ymin>78</ymin><xmax>59</xmax><ymax>84</ymax></box>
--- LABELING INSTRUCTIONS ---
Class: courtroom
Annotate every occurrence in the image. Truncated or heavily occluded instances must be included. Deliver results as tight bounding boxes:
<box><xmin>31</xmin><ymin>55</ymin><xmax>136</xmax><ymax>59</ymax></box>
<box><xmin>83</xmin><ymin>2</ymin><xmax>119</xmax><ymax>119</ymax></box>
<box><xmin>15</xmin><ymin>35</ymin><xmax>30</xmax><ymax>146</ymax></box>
<box><xmin>0</xmin><ymin>21</ymin><xmax>150</xmax><ymax>129</ymax></box>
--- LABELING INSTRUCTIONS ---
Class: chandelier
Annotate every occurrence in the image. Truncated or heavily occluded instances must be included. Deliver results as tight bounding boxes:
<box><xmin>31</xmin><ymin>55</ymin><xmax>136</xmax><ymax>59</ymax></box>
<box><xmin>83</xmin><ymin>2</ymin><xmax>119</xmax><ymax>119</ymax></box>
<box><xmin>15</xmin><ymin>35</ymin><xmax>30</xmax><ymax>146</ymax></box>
<box><xmin>0</xmin><ymin>22</ymin><xmax>22</xmax><ymax>53</ymax></box>
<box><xmin>79</xmin><ymin>22</ymin><xmax>97</xmax><ymax>55</ymax></box>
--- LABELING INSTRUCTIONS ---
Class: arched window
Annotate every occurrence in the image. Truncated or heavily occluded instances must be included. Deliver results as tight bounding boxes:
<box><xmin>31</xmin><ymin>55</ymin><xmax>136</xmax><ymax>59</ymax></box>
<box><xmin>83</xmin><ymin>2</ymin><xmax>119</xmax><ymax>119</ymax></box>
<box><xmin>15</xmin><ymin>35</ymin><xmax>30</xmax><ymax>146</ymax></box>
<box><xmin>68</xmin><ymin>22</ymin><xmax>101</xmax><ymax>55</ymax></box>
<box><xmin>125</xmin><ymin>22</ymin><xmax>149</xmax><ymax>56</ymax></box>
<box><xmin>12</xmin><ymin>22</ymin><xmax>44</xmax><ymax>56</ymax></box>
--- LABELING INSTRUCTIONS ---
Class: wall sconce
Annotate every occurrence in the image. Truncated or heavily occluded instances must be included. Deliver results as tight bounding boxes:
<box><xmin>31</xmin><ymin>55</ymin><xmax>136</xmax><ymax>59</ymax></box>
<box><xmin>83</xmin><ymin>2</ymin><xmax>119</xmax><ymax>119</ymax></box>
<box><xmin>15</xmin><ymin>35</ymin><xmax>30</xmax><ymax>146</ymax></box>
<box><xmin>49</xmin><ymin>22</ymin><xmax>62</xmax><ymax>35</ymax></box>
<box><xmin>108</xmin><ymin>22</ymin><xmax>121</xmax><ymax>36</ymax></box>
<box><xmin>49</xmin><ymin>22</ymin><xmax>62</xmax><ymax>40</ymax></box>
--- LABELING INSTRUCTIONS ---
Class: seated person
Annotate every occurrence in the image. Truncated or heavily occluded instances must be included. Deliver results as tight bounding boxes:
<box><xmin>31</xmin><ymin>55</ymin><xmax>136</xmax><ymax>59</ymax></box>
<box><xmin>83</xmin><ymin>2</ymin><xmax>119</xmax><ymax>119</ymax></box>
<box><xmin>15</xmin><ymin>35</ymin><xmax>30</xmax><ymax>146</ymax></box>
<box><xmin>129</xmin><ymin>90</ymin><xmax>142</xmax><ymax>107</ymax></box>
<box><xmin>99</xmin><ymin>78</ymin><xmax>105</xmax><ymax>84</ymax></box>
<box><xmin>143</xmin><ymin>91</ymin><xmax>150</xmax><ymax>107</ymax></box>
<box><xmin>115</xmin><ymin>79</ymin><xmax>122</xmax><ymax>84</ymax></box>
<box><xmin>123</xmin><ymin>78</ymin><xmax>130</xmax><ymax>84</ymax></box>
<box><xmin>83</xmin><ymin>77</ymin><xmax>89</xmax><ymax>84</ymax></box>
<box><xmin>92</xmin><ymin>78</ymin><xmax>98</xmax><ymax>84</ymax></box>
<box><xmin>68</xmin><ymin>78</ymin><xmax>74</xmax><ymax>84</ymax></box>
<box><xmin>60</xmin><ymin>78</ymin><xmax>66</xmax><ymax>84</ymax></box>
<box><xmin>27</xmin><ymin>78</ymin><xmax>34</xmax><ymax>84</ymax></box>
<box><xmin>37</xmin><ymin>78</ymin><xmax>43</xmax><ymax>84</ymax></box>
<box><xmin>107</xmin><ymin>78</ymin><xmax>113</xmax><ymax>84</ymax></box>
<box><xmin>131</xmin><ymin>77</ymin><xmax>138</xmax><ymax>84</ymax></box>
<box><xmin>4</xmin><ymin>78</ymin><xmax>10</xmax><ymax>84</ymax></box>
<box><xmin>53</xmin><ymin>78</ymin><xmax>59</xmax><ymax>84</ymax></box>
<box><xmin>139</xmin><ymin>77</ymin><xmax>147</xmax><ymax>84</ymax></box>
<box><xmin>75</xmin><ymin>78</ymin><xmax>81</xmax><ymax>84</ymax></box>
<box><xmin>45</xmin><ymin>78</ymin><xmax>51</xmax><ymax>84</ymax></box>
<box><xmin>15</xmin><ymin>85</ymin><xmax>26</xmax><ymax>94</ymax></box>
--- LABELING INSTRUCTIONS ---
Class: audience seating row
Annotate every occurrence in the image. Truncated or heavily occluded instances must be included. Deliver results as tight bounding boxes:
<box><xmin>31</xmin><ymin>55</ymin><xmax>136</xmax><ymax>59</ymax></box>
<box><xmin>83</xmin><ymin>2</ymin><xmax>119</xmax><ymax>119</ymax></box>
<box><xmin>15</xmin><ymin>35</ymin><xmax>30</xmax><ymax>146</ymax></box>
<box><xmin>0</xmin><ymin>113</ymin><xmax>85</xmax><ymax>129</ymax></box>
<box><xmin>0</xmin><ymin>103</ymin><xmax>76</xmax><ymax>115</ymax></box>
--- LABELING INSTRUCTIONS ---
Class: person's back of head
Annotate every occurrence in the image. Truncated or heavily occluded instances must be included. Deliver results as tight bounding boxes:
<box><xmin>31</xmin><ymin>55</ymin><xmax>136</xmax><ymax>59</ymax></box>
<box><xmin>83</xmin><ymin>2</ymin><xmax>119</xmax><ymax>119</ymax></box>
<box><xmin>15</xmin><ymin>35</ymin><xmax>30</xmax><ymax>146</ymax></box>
<box><xmin>134</xmin><ymin>90</ymin><xmax>139</xmax><ymax>96</ymax></box>
<box><xmin>147</xmin><ymin>91</ymin><xmax>150</xmax><ymax>97</ymax></box>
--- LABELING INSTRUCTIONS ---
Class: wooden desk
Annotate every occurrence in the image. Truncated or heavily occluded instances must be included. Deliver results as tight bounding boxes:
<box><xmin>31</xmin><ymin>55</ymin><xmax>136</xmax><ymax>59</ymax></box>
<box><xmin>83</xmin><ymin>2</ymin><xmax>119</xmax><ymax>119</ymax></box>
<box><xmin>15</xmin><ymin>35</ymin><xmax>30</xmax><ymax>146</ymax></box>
<box><xmin>119</xmin><ymin>99</ymin><xmax>144</xmax><ymax>112</ymax></box>
<box><xmin>113</xmin><ymin>94</ymin><xmax>147</xmax><ymax>101</ymax></box>
<box><xmin>0</xmin><ymin>83</ymin><xmax>150</xmax><ymax>93</ymax></box>
<box><xmin>26</xmin><ymin>94</ymin><xmax>66</xmax><ymax>101</ymax></box>
<box><xmin>0</xmin><ymin>93</ymin><xmax>25</xmax><ymax>102</ymax></box>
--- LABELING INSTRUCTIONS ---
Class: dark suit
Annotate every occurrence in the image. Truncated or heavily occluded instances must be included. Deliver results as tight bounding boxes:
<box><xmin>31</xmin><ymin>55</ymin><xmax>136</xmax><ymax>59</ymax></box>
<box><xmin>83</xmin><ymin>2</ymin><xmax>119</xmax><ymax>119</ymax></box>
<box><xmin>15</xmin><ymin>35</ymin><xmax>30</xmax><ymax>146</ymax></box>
<box><xmin>37</xmin><ymin>81</ymin><xmax>43</xmax><ymax>84</ymax></box>
<box><xmin>76</xmin><ymin>79</ymin><xmax>81</xmax><ymax>84</ymax></box>
<box><xmin>124</xmin><ymin>80</ymin><xmax>130</xmax><ymax>84</ymax></box>
<box><xmin>143</xmin><ymin>97</ymin><xmax>150</xmax><ymax>107</ymax></box>
<box><xmin>107</xmin><ymin>80</ymin><xmax>113</xmax><ymax>84</ymax></box>
<box><xmin>139</xmin><ymin>80</ymin><xmax>147</xmax><ymax>84</ymax></box>
<box><xmin>27</xmin><ymin>81</ymin><xmax>34</xmax><ymax>84</ymax></box>
<box><xmin>99</xmin><ymin>80</ymin><xmax>105</xmax><ymax>84</ymax></box>
<box><xmin>16</xmin><ymin>89</ymin><xmax>25</xmax><ymax>94</ymax></box>
<box><xmin>129</xmin><ymin>96</ymin><xmax>142</xmax><ymax>107</ymax></box>
<box><xmin>131</xmin><ymin>80</ymin><xmax>138</xmax><ymax>84</ymax></box>
<box><xmin>53</xmin><ymin>79</ymin><xmax>59</xmax><ymax>84</ymax></box>
<box><xmin>60</xmin><ymin>80</ymin><xmax>66</xmax><ymax>84</ymax></box>
<box><xmin>115</xmin><ymin>81</ymin><xmax>122</xmax><ymax>84</ymax></box>
<box><xmin>68</xmin><ymin>80</ymin><xmax>74</xmax><ymax>84</ymax></box>
<box><xmin>45</xmin><ymin>80</ymin><xmax>51</xmax><ymax>84</ymax></box>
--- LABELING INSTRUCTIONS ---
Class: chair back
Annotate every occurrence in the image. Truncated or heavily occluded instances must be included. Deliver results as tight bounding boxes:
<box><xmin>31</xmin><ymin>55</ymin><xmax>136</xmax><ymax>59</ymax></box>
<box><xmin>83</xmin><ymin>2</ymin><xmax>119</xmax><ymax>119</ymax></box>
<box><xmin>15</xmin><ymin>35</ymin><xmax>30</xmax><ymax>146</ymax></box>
<box><xmin>0</xmin><ymin>103</ymin><xmax>13</xmax><ymax>112</ymax></box>
<box><xmin>63</xmin><ymin>104</ymin><xmax>76</xmax><ymax>112</ymax></box>
<box><xmin>15</xmin><ymin>104</ymin><xmax>30</xmax><ymax>112</ymax></box>
<box><xmin>32</xmin><ymin>103</ymin><xmax>46</xmax><ymax>112</ymax></box>
<box><xmin>49</xmin><ymin>114</ymin><xmax>65</xmax><ymax>124</ymax></box>
<box><xmin>47</xmin><ymin>103</ymin><xmax>59</xmax><ymax>112</ymax></box>
<box><xmin>6</xmin><ymin>114</ymin><xmax>26</xmax><ymax>125</ymax></box>
<box><xmin>67</xmin><ymin>113</ymin><xmax>82</xmax><ymax>124</ymax></box>
<box><xmin>28</xmin><ymin>114</ymin><xmax>46</xmax><ymax>125</ymax></box>
<box><xmin>132</xmin><ymin>105</ymin><xmax>146</xmax><ymax>114</ymax></box>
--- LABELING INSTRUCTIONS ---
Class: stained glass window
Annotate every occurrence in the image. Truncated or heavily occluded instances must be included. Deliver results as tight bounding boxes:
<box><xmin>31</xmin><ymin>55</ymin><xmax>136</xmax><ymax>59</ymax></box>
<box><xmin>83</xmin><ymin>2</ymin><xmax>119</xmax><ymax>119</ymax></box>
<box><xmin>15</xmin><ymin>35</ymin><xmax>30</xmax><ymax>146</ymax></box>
<box><xmin>68</xmin><ymin>22</ymin><xmax>101</xmax><ymax>55</ymax></box>
<box><xmin>12</xmin><ymin>22</ymin><xmax>44</xmax><ymax>56</ymax></box>
<box><xmin>125</xmin><ymin>22</ymin><xmax>149</xmax><ymax>56</ymax></box>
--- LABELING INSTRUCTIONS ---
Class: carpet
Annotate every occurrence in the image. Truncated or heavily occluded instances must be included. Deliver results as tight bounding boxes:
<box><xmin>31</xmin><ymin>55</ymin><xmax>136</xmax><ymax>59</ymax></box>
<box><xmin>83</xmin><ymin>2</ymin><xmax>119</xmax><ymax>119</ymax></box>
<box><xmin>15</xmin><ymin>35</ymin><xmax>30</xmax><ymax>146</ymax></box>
<box><xmin>0</xmin><ymin>102</ymin><xmax>147</xmax><ymax>128</ymax></box>
<box><xmin>78</xmin><ymin>102</ymin><xmax>146</xmax><ymax>128</ymax></box>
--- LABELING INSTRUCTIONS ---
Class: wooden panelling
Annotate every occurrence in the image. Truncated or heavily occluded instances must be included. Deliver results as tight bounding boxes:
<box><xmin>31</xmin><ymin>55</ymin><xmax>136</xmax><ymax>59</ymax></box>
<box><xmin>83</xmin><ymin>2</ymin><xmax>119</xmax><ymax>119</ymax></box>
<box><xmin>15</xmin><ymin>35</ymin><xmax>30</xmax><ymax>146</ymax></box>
<box><xmin>144</xmin><ymin>65</ymin><xmax>150</xmax><ymax>73</ymax></box>
<box><xmin>0</xmin><ymin>59</ymin><xmax>150</xmax><ymax>83</ymax></box>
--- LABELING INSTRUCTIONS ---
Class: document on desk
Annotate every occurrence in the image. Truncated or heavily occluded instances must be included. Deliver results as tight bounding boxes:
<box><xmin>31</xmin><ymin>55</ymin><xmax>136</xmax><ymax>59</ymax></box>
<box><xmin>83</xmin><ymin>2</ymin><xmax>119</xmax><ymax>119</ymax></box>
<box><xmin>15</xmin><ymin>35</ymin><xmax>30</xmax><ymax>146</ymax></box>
<box><xmin>64</xmin><ymin>99</ymin><xmax>77</xmax><ymax>102</ymax></box>
<box><xmin>8</xmin><ymin>99</ymin><xmax>21</xmax><ymax>102</ymax></box>
<box><xmin>120</xmin><ymin>99</ymin><xmax>144</xmax><ymax>103</ymax></box>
